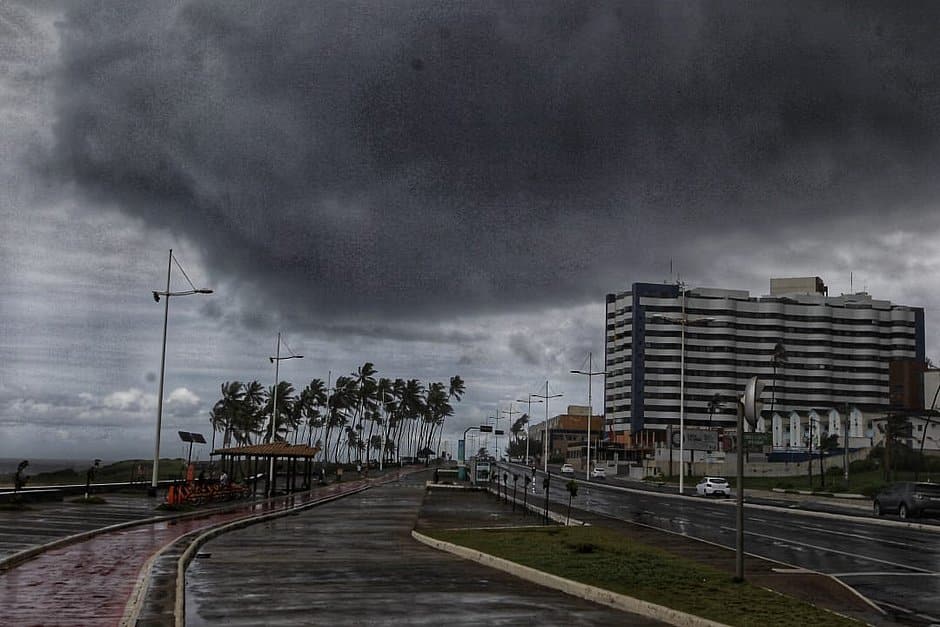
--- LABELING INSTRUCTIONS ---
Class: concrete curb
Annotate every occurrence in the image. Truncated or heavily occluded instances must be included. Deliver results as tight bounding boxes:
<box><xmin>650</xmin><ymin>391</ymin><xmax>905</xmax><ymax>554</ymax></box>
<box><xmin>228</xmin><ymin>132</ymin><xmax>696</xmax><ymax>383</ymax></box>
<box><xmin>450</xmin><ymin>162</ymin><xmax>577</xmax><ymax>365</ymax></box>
<box><xmin>771</xmin><ymin>488</ymin><xmax>867</xmax><ymax>500</ymax></box>
<box><xmin>411</xmin><ymin>529</ymin><xmax>729</xmax><ymax>627</ymax></box>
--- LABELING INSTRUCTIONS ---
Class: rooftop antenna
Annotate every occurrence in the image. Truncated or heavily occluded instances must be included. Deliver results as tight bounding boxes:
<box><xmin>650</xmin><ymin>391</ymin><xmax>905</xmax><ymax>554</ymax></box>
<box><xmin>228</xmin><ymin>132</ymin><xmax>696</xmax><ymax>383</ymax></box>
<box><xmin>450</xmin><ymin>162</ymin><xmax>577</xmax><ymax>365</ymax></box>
<box><xmin>850</xmin><ymin>272</ymin><xmax>853</xmax><ymax>293</ymax></box>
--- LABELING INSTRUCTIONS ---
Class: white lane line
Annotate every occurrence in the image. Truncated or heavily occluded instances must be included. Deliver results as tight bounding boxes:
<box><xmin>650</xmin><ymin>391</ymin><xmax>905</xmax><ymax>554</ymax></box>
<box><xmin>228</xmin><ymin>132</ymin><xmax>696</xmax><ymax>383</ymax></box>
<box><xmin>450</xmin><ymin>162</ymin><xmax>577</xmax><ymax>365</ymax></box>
<box><xmin>788</xmin><ymin>522</ymin><xmax>921</xmax><ymax>551</ymax></box>
<box><xmin>719</xmin><ymin>526</ymin><xmax>935</xmax><ymax>574</ymax></box>
<box><xmin>750</xmin><ymin>517</ymin><xmax>766</xmax><ymax>522</ymax></box>
<box><xmin>878</xmin><ymin>601</ymin><xmax>914</xmax><ymax>615</ymax></box>
<box><xmin>834</xmin><ymin>571</ymin><xmax>940</xmax><ymax>577</ymax></box>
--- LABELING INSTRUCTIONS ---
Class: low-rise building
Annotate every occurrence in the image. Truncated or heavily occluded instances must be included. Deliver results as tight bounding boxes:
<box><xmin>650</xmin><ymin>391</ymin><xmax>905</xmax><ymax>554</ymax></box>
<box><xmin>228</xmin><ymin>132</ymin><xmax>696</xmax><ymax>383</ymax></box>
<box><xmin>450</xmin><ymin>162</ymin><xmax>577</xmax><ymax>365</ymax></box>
<box><xmin>528</xmin><ymin>405</ymin><xmax>604</xmax><ymax>466</ymax></box>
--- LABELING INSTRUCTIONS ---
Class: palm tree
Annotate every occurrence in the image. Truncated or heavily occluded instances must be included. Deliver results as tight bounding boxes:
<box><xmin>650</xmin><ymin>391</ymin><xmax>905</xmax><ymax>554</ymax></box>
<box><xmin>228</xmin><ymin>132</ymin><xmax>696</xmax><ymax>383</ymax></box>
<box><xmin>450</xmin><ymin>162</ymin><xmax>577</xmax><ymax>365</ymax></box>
<box><xmin>237</xmin><ymin>380</ymin><xmax>266</xmax><ymax>444</ymax></box>
<box><xmin>264</xmin><ymin>380</ymin><xmax>296</xmax><ymax>442</ymax></box>
<box><xmin>707</xmin><ymin>394</ymin><xmax>722</xmax><ymax>430</ymax></box>
<box><xmin>351</xmin><ymin>362</ymin><xmax>378</xmax><ymax>464</ymax></box>
<box><xmin>770</xmin><ymin>342</ymin><xmax>788</xmax><ymax>419</ymax></box>
<box><xmin>374</xmin><ymin>377</ymin><xmax>395</xmax><ymax>466</ymax></box>
<box><xmin>300</xmin><ymin>379</ymin><xmax>328</xmax><ymax>447</ymax></box>
<box><xmin>211</xmin><ymin>380</ymin><xmax>244</xmax><ymax>448</ymax></box>
<box><xmin>326</xmin><ymin>376</ymin><xmax>355</xmax><ymax>463</ymax></box>
<box><xmin>397</xmin><ymin>379</ymin><xmax>425</xmax><ymax>459</ymax></box>
<box><xmin>425</xmin><ymin>382</ymin><xmax>453</xmax><ymax>458</ymax></box>
<box><xmin>434</xmin><ymin>375</ymin><xmax>466</xmax><ymax>457</ymax></box>
<box><xmin>448</xmin><ymin>375</ymin><xmax>465</xmax><ymax>402</ymax></box>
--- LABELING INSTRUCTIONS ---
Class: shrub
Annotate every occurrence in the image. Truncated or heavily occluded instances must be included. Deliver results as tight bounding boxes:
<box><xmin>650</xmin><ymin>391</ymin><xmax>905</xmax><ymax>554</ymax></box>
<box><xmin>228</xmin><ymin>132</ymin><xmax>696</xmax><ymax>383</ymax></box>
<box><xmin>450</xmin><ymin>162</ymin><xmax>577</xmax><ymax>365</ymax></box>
<box><xmin>849</xmin><ymin>458</ymin><xmax>877</xmax><ymax>473</ymax></box>
<box><xmin>860</xmin><ymin>483</ymin><xmax>886</xmax><ymax>498</ymax></box>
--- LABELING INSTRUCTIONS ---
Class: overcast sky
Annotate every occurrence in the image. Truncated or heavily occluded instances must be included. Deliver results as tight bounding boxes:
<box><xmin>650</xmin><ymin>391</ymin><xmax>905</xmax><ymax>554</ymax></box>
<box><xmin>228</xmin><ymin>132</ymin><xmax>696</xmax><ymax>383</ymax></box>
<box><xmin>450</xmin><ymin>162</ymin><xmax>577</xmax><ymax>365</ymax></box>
<box><xmin>3</xmin><ymin>2</ymin><xmax>940</xmax><ymax>462</ymax></box>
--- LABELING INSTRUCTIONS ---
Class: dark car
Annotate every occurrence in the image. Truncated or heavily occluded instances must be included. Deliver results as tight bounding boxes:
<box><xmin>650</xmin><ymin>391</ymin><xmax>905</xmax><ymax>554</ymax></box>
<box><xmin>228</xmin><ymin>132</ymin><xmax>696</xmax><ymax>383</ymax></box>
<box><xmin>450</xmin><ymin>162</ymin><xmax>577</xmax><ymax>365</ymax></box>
<box><xmin>873</xmin><ymin>482</ymin><xmax>940</xmax><ymax>519</ymax></box>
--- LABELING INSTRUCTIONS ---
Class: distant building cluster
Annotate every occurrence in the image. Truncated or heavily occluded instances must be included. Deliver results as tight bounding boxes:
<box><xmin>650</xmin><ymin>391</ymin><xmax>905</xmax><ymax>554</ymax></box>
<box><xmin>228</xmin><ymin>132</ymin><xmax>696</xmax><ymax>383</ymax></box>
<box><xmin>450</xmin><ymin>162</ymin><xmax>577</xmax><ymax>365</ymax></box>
<box><xmin>604</xmin><ymin>277</ymin><xmax>928</xmax><ymax>452</ymax></box>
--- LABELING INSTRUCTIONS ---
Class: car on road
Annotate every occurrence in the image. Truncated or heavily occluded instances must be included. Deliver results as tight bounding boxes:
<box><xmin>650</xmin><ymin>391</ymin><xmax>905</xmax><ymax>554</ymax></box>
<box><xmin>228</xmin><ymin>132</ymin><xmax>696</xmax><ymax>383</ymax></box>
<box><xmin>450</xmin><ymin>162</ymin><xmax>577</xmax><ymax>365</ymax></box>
<box><xmin>873</xmin><ymin>482</ymin><xmax>940</xmax><ymax>519</ymax></box>
<box><xmin>590</xmin><ymin>466</ymin><xmax>607</xmax><ymax>479</ymax></box>
<box><xmin>560</xmin><ymin>463</ymin><xmax>574</xmax><ymax>474</ymax></box>
<box><xmin>695</xmin><ymin>476</ymin><xmax>730</xmax><ymax>497</ymax></box>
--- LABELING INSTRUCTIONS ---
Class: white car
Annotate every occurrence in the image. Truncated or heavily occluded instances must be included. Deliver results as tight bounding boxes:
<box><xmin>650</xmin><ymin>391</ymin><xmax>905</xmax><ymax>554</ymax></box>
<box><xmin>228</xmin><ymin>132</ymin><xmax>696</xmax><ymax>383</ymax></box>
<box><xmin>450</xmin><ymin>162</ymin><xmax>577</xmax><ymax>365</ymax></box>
<box><xmin>696</xmin><ymin>476</ymin><xmax>730</xmax><ymax>497</ymax></box>
<box><xmin>560</xmin><ymin>463</ymin><xmax>575</xmax><ymax>474</ymax></box>
<box><xmin>590</xmin><ymin>466</ymin><xmax>607</xmax><ymax>479</ymax></box>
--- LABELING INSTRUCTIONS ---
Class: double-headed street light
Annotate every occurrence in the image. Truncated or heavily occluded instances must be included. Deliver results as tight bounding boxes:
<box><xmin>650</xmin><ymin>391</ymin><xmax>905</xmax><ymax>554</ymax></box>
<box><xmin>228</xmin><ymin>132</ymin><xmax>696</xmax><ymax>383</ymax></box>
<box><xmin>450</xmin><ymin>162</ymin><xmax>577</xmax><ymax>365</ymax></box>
<box><xmin>268</xmin><ymin>332</ymin><xmax>303</xmax><ymax>497</ymax></box>
<box><xmin>150</xmin><ymin>249</ymin><xmax>212</xmax><ymax>497</ymax></box>
<box><xmin>532</xmin><ymin>382</ymin><xmax>562</xmax><ymax>474</ymax></box>
<box><xmin>499</xmin><ymin>402</ymin><xmax>520</xmax><ymax>462</ymax></box>
<box><xmin>649</xmin><ymin>289</ymin><xmax>714</xmax><ymax>495</ymax></box>
<box><xmin>571</xmin><ymin>352</ymin><xmax>607</xmax><ymax>480</ymax></box>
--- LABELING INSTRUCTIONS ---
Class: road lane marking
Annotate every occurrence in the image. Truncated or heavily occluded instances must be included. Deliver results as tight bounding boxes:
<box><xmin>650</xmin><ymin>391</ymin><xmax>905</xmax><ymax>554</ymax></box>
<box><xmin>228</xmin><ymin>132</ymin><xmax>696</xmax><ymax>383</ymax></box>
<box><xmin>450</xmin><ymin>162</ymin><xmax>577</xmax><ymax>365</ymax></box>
<box><xmin>787</xmin><ymin>521</ymin><xmax>922</xmax><ymax>551</ymax></box>
<box><xmin>833</xmin><ymin>571</ymin><xmax>940</xmax><ymax>577</ymax></box>
<box><xmin>720</xmin><ymin>526</ymin><xmax>934</xmax><ymax>574</ymax></box>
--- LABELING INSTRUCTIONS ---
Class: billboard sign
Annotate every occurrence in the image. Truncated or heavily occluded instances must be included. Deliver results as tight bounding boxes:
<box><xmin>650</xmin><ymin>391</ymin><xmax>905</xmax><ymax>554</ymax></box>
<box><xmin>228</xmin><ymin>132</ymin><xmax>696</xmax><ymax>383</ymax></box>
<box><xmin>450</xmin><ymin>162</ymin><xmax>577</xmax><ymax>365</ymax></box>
<box><xmin>671</xmin><ymin>428</ymin><xmax>719</xmax><ymax>451</ymax></box>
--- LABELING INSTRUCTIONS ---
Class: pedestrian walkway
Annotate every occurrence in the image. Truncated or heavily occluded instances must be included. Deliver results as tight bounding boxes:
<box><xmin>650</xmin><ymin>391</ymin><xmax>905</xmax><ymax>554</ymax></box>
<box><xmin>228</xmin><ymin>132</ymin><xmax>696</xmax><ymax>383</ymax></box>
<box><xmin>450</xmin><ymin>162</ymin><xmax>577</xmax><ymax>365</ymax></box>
<box><xmin>185</xmin><ymin>471</ymin><xmax>665</xmax><ymax>626</ymax></box>
<box><xmin>0</xmin><ymin>475</ymin><xmax>389</xmax><ymax>626</ymax></box>
<box><xmin>0</xmin><ymin>493</ymin><xmax>162</xmax><ymax>560</ymax></box>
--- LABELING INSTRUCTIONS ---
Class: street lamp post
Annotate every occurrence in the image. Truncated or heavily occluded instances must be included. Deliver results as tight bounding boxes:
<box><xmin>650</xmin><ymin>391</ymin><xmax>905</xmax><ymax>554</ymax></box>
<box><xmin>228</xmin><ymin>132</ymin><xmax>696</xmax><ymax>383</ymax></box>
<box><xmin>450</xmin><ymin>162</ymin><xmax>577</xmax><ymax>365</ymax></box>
<box><xmin>571</xmin><ymin>352</ymin><xmax>607</xmax><ymax>480</ymax></box>
<box><xmin>532</xmin><ymin>381</ymin><xmax>562</xmax><ymax>474</ymax></box>
<box><xmin>149</xmin><ymin>249</ymin><xmax>212</xmax><ymax>497</ymax></box>
<box><xmin>516</xmin><ymin>395</ymin><xmax>543</xmax><ymax>466</ymax></box>
<box><xmin>267</xmin><ymin>332</ymin><xmax>303</xmax><ymax>497</ymax></box>
<box><xmin>650</xmin><ymin>289</ymin><xmax>713</xmax><ymax>495</ymax></box>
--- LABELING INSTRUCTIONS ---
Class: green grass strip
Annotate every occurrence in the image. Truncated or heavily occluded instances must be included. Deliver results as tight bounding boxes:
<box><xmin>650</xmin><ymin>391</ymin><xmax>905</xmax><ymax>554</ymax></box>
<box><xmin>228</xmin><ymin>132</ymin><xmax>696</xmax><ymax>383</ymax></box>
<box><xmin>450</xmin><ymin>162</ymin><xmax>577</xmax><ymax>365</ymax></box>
<box><xmin>427</xmin><ymin>526</ymin><xmax>861</xmax><ymax>626</ymax></box>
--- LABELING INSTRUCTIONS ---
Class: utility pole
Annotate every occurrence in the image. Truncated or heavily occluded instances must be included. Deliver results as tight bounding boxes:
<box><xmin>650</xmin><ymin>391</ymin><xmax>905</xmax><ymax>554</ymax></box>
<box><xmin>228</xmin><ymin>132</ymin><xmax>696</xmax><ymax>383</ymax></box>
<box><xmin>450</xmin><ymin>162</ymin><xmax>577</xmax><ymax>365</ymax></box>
<box><xmin>571</xmin><ymin>352</ymin><xmax>607</xmax><ymax>479</ymax></box>
<box><xmin>532</xmin><ymin>382</ymin><xmax>562</xmax><ymax>474</ymax></box>
<box><xmin>517</xmin><ymin>395</ymin><xmax>543</xmax><ymax>466</ymax></box>
<box><xmin>500</xmin><ymin>403</ymin><xmax>521</xmax><ymax>462</ymax></box>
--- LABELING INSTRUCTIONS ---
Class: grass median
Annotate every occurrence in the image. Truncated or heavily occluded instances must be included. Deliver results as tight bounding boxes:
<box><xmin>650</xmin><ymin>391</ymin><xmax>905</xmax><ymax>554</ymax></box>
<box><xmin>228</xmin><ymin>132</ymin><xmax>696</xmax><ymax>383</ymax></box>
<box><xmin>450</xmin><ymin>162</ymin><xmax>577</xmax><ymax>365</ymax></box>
<box><xmin>426</xmin><ymin>526</ymin><xmax>861</xmax><ymax>626</ymax></box>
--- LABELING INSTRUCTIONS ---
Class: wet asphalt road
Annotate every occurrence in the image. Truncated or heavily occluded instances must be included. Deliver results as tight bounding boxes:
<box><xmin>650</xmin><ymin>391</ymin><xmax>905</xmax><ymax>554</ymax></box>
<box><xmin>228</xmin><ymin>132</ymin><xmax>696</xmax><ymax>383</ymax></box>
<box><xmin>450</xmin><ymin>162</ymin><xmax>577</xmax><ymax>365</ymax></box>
<box><xmin>504</xmin><ymin>464</ymin><xmax>940</xmax><ymax>625</ymax></box>
<box><xmin>185</xmin><ymin>472</ymin><xmax>663</xmax><ymax>626</ymax></box>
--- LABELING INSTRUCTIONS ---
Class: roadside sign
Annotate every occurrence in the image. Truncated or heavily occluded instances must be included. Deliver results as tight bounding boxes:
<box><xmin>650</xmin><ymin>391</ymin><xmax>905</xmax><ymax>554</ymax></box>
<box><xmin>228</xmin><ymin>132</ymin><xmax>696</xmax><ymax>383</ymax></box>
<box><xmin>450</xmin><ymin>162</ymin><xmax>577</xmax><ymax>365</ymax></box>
<box><xmin>670</xmin><ymin>428</ymin><xmax>719</xmax><ymax>450</ymax></box>
<box><xmin>479</xmin><ymin>425</ymin><xmax>493</xmax><ymax>433</ymax></box>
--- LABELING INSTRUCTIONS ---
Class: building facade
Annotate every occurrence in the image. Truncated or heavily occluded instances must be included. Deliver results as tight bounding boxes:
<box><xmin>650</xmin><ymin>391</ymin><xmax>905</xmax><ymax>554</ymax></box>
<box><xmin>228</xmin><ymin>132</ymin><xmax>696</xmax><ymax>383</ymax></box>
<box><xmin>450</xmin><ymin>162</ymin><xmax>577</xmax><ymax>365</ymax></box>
<box><xmin>605</xmin><ymin>277</ymin><xmax>925</xmax><ymax>448</ymax></box>
<box><xmin>528</xmin><ymin>405</ymin><xmax>604</xmax><ymax>462</ymax></box>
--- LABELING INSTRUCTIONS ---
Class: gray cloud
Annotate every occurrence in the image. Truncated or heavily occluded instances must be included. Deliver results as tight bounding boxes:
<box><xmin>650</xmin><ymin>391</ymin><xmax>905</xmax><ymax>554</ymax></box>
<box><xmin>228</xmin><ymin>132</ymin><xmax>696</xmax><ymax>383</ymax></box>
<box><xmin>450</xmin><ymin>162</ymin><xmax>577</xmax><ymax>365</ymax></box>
<box><xmin>45</xmin><ymin>2</ymin><xmax>940</xmax><ymax>329</ymax></box>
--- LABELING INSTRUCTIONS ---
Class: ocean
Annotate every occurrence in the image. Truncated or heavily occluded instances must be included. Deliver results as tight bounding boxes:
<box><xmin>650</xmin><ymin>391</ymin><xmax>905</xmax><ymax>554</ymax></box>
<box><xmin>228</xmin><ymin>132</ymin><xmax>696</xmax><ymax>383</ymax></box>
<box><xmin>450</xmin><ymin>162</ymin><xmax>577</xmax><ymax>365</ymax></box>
<box><xmin>0</xmin><ymin>458</ymin><xmax>112</xmax><ymax>476</ymax></box>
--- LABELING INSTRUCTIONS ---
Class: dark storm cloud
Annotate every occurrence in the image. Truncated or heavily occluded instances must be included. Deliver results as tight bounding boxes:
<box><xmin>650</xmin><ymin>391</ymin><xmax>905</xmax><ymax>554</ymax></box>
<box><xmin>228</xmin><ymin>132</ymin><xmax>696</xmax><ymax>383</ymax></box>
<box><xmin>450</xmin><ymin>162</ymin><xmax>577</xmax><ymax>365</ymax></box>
<box><xmin>50</xmin><ymin>2</ymin><xmax>940</xmax><ymax>325</ymax></box>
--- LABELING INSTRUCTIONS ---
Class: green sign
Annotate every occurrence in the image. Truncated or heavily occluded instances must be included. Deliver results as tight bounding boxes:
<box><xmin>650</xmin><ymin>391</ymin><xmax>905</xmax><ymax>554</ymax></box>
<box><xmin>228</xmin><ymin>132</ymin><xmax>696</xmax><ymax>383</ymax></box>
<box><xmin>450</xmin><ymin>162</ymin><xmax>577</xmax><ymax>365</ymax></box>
<box><xmin>743</xmin><ymin>432</ymin><xmax>771</xmax><ymax>450</ymax></box>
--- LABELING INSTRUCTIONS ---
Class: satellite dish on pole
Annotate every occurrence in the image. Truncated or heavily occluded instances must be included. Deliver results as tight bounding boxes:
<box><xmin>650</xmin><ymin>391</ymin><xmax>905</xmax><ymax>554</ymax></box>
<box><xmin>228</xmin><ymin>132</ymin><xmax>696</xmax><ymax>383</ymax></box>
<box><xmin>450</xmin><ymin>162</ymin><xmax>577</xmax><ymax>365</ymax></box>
<box><xmin>742</xmin><ymin>376</ymin><xmax>765</xmax><ymax>431</ymax></box>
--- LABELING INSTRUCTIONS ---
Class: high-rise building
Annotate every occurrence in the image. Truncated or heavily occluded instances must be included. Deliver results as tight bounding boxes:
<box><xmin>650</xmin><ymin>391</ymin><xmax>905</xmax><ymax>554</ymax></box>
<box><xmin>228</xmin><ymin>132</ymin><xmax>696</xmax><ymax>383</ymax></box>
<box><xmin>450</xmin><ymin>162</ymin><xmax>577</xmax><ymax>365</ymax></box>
<box><xmin>605</xmin><ymin>278</ymin><xmax>925</xmax><ymax>447</ymax></box>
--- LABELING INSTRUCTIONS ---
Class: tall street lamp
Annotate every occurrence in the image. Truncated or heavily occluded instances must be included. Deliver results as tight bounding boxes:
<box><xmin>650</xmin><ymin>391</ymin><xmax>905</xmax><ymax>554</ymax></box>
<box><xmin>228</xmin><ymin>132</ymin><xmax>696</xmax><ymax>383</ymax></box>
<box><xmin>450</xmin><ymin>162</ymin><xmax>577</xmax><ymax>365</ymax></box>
<box><xmin>532</xmin><ymin>381</ymin><xmax>562</xmax><ymax>473</ymax></box>
<box><xmin>516</xmin><ymin>395</ymin><xmax>543</xmax><ymax>466</ymax></box>
<box><xmin>150</xmin><ymin>249</ymin><xmax>212</xmax><ymax>497</ymax></box>
<box><xmin>571</xmin><ymin>351</ymin><xmax>607</xmax><ymax>480</ymax></box>
<box><xmin>268</xmin><ymin>332</ymin><xmax>303</xmax><ymax>497</ymax></box>
<box><xmin>649</xmin><ymin>289</ymin><xmax>714</xmax><ymax>495</ymax></box>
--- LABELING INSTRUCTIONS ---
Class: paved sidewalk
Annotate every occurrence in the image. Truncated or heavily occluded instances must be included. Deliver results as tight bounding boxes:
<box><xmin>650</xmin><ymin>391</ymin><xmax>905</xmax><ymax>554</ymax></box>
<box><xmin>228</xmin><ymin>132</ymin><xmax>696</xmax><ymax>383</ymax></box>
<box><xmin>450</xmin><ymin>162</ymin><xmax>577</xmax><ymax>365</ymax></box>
<box><xmin>0</xmin><ymin>492</ymin><xmax>164</xmax><ymax>560</ymax></box>
<box><xmin>0</xmin><ymin>476</ymin><xmax>387</xmax><ymax>626</ymax></box>
<box><xmin>185</xmin><ymin>472</ymin><xmax>665</xmax><ymax>626</ymax></box>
